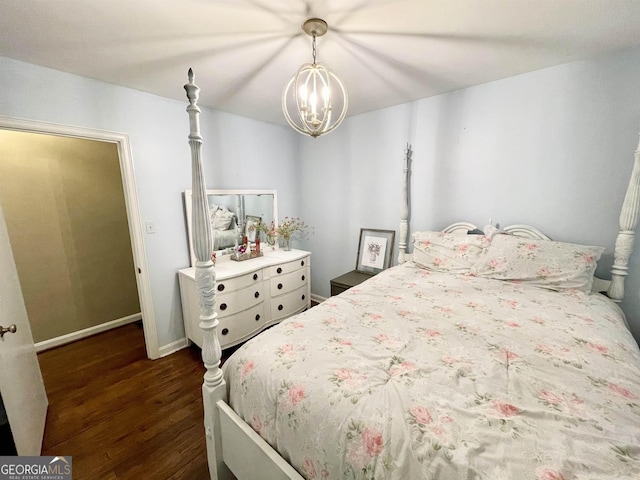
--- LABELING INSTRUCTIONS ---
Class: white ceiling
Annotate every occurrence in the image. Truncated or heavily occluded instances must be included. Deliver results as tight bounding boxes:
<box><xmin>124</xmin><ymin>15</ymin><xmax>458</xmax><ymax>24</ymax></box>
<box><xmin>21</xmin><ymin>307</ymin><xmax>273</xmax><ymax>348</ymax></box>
<box><xmin>3</xmin><ymin>1</ymin><xmax>640</xmax><ymax>126</ymax></box>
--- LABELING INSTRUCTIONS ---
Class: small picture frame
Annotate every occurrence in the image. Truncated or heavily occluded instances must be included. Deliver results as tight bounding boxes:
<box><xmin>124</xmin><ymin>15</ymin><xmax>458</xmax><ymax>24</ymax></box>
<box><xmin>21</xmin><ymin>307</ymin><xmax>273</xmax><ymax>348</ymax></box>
<box><xmin>356</xmin><ymin>228</ymin><xmax>395</xmax><ymax>274</ymax></box>
<box><xmin>245</xmin><ymin>215</ymin><xmax>262</xmax><ymax>242</ymax></box>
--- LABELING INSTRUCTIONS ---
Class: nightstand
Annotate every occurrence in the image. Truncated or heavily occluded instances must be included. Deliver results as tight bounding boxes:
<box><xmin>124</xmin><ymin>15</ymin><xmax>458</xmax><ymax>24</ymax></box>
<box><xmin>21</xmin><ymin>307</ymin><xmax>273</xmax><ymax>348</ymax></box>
<box><xmin>330</xmin><ymin>270</ymin><xmax>374</xmax><ymax>296</ymax></box>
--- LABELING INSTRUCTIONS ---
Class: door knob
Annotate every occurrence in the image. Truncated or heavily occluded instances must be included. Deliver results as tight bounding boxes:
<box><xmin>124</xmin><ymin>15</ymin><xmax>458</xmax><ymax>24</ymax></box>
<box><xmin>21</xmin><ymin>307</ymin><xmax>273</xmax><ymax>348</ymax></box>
<box><xmin>0</xmin><ymin>324</ymin><xmax>17</xmax><ymax>338</ymax></box>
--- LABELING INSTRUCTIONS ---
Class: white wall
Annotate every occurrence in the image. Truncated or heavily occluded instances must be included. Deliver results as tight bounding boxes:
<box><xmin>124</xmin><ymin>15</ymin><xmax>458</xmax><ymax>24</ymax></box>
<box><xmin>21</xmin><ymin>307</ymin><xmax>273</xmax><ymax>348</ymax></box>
<box><xmin>3</xmin><ymin>44</ymin><xmax>640</xmax><ymax>351</ymax></box>
<box><xmin>0</xmin><ymin>56</ymin><xmax>299</xmax><ymax>350</ymax></box>
<box><xmin>299</xmin><ymin>46</ymin><xmax>640</xmax><ymax>344</ymax></box>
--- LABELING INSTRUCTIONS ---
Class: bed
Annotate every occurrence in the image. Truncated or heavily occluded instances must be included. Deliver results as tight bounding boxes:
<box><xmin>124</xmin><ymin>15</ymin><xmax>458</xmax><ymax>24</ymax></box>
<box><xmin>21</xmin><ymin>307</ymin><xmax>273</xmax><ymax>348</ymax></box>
<box><xmin>183</xmin><ymin>71</ymin><xmax>640</xmax><ymax>479</ymax></box>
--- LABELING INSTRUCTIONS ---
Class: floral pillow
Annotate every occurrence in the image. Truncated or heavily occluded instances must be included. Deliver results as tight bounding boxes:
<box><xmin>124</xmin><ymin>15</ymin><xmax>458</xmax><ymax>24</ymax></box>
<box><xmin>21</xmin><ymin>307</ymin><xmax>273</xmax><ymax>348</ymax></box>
<box><xmin>473</xmin><ymin>233</ymin><xmax>604</xmax><ymax>294</ymax></box>
<box><xmin>412</xmin><ymin>231</ymin><xmax>490</xmax><ymax>273</ymax></box>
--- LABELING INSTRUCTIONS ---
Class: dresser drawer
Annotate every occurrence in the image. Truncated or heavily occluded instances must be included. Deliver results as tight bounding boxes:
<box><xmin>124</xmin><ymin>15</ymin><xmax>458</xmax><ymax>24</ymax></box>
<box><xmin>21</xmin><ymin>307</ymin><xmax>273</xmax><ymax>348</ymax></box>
<box><xmin>270</xmin><ymin>267</ymin><xmax>309</xmax><ymax>296</ymax></box>
<box><xmin>269</xmin><ymin>256</ymin><xmax>309</xmax><ymax>276</ymax></box>
<box><xmin>217</xmin><ymin>303</ymin><xmax>266</xmax><ymax>348</ymax></box>
<box><xmin>216</xmin><ymin>283</ymin><xmax>264</xmax><ymax>317</ymax></box>
<box><xmin>271</xmin><ymin>284</ymin><xmax>309</xmax><ymax>321</ymax></box>
<box><xmin>216</xmin><ymin>270</ymin><xmax>263</xmax><ymax>294</ymax></box>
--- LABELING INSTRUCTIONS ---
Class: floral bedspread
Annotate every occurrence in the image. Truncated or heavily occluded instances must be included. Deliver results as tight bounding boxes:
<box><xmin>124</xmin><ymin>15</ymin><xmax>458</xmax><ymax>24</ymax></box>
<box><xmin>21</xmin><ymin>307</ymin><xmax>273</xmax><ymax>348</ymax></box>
<box><xmin>223</xmin><ymin>263</ymin><xmax>640</xmax><ymax>480</ymax></box>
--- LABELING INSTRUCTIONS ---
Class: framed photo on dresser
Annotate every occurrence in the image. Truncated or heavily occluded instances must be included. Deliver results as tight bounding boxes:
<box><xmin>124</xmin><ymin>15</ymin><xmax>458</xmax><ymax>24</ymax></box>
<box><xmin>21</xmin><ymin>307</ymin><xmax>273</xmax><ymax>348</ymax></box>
<box><xmin>356</xmin><ymin>228</ymin><xmax>395</xmax><ymax>274</ymax></box>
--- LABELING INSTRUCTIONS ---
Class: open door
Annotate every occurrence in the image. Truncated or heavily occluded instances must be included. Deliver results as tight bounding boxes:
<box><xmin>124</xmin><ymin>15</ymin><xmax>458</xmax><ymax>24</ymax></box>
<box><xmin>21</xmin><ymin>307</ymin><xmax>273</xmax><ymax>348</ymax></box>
<box><xmin>0</xmin><ymin>201</ymin><xmax>48</xmax><ymax>455</ymax></box>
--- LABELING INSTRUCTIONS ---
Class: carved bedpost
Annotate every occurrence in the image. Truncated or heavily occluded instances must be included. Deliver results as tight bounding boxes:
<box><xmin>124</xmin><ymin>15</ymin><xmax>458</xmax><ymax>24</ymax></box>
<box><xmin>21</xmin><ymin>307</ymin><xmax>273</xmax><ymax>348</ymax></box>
<box><xmin>398</xmin><ymin>144</ymin><xmax>412</xmax><ymax>264</ymax></box>
<box><xmin>608</xmin><ymin>133</ymin><xmax>640</xmax><ymax>302</ymax></box>
<box><xmin>184</xmin><ymin>69</ymin><xmax>230</xmax><ymax>480</ymax></box>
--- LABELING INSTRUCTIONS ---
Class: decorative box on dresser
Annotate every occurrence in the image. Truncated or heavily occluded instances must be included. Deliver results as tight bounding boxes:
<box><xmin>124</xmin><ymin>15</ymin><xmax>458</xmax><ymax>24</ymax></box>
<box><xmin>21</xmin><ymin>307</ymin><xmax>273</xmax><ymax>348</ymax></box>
<box><xmin>178</xmin><ymin>249</ymin><xmax>311</xmax><ymax>349</ymax></box>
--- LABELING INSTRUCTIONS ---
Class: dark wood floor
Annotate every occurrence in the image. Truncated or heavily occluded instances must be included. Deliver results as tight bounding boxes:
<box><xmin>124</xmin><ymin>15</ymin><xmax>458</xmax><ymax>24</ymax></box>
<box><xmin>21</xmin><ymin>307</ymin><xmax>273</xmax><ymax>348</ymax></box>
<box><xmin>38</xmin><ymin>323</ymin><xmax>211</xmax><ymax>479</ymax></box>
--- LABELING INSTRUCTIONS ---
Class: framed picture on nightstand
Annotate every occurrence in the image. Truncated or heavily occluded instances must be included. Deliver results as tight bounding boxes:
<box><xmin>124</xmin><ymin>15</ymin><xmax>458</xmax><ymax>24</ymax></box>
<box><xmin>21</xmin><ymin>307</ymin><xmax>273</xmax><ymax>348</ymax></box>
<box><xmin>356</xmin><ymin>228</ymin><xmax>395</xmax><ymax>275</ymax></box>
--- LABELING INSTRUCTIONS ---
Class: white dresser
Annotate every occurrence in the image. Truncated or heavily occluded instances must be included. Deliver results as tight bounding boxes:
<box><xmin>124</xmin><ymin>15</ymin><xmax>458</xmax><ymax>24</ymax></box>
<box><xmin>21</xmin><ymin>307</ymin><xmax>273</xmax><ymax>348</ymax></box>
<box><xmin>178</xmin><ymin>249</ymin><xmax>311</xmax><ymax>349</ymax></box>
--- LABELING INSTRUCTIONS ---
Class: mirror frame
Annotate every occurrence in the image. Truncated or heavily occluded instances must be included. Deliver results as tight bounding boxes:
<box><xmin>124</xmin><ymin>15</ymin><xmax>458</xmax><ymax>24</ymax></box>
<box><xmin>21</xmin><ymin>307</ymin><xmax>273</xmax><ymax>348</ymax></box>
<box><xmin>183</xmin><ymin>189</ymin><xmax>278</xmax><ymax>266</ymax></box>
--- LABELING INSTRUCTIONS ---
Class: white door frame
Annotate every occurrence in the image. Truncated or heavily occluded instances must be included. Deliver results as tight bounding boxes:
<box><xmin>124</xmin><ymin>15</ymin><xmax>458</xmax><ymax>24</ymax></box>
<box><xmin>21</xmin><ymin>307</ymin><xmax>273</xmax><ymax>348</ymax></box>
<box><xmin>0</xmin><ymin>115</ymin><xmax>159</xmax><ymax>359</ymax></box>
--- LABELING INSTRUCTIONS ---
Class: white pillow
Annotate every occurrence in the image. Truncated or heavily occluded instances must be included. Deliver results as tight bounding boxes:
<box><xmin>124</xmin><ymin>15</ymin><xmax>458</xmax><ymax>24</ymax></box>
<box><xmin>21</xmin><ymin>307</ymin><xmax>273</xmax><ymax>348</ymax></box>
<box><xmin>209</xmin><ymin>205</ymin><xmax>235</xmax><ymax>231</ymax></box>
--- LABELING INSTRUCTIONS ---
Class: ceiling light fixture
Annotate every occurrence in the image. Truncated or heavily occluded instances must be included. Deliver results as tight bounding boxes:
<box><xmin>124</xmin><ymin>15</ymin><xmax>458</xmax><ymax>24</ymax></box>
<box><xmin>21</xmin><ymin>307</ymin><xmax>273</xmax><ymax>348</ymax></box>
<box><xmin>282</xmin><ymin>18</ymin><xmax>348</xmax><ymax>138</ymax></box>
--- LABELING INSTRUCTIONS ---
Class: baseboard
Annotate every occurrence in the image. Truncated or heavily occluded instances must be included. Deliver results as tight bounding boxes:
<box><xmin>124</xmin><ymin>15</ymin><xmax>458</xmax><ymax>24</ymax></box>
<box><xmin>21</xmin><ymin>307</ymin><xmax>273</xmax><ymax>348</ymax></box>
<box><xmin>35</xmin><ymin>313</ymin><xmax>142</xmax><ymax>352</ymax></box>
<box><xmin>310</xmin><ymin>293</ymin><xmax>327</xmax><ymax>304</ymax></box>
<box><xmin>158</xmin><ymin>338</ymin><xmax>189</xmax><ymax>358</ymax></box>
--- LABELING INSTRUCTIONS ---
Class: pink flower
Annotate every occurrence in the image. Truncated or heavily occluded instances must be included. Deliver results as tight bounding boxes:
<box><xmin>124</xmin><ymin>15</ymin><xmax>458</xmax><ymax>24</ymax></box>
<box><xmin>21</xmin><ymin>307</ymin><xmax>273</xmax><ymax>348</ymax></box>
<box><xmin>375</xmin><ymin>333</ymin><xmax>390</xmax><ymax>342</ymax></box>
<box><xmin>434</xmin><ymin>257</ymin><xmax>444</xmax><ymax>266</ymax></box>
<box><xmin>589</xmin><ymin>342</ymin><xmax>608</xmax><ymax>354</ymax></box>
<box><xmin>410</xmin><ymin>406</ymin><xmax>432</xmax><ymax>425</ymax></box>
<box><xmin>362</xmin><ymin>427</ymin><xmax>384</xmax><ymax>457</ymax></box>
<box><xmin>370</xmin><ymin>313</ymin><xmax>383</xmax><ymax>320</ymax></box>
<box><xmin>609</xmin><ymin>383</ymin><xmax>638</xmax><ymax>399</ymax></box>
<box><xmin>303</xmin><ymin>458</ymin><xmax>317</xmax><ymax>479</ymax></box>
<box><xmin>538</xmin><ymin>390</ymin><xmax>562</xmax><ymax>404</ymax></box>
<box><xmin>293</xmin><ymin>322</ymin><xmax>304</xmax><ymax>329</ymax></box>
<box><xmin>442</xmin><ymin>356</ymin><xmax>458</xmax><ymax>364</ymax></box>
<box><xmin>488</xmin><ymin>259</ymin><xmax>499</xmax><ymax>268</ymax></box>
<box><xmin>338</xmin><ymin>339</ymin><xmax>352</xmax><ymax>346</ymax></box>
<box><xmin>493</xmin><ymin>400</ymin><xmax>519</xmax><ymax>417</ymax></box>
<box><xmin>456</xmin><ymin>244</ymin><xmax>469</xmax><ymax>253</ymax></box>
<box><xmin>289</xmin><ymin>385</ymin><xmax>306</xmax><ymax>405</ymax></box>
<box><xmin>525</xmin><ymin>243</ymin><xmax>538</xmax><ymax>251</ymax></box>
<box><xmin>582</xmin><ymin>253</ymin><xmax>595</xmax><ymax>264</ymax></box>
<box><xmin>501</xmin><ymin>349</ymin><xmax>518</xmax><ymax>360</ymax></box>
<box><xmin>390</xmin><ymin>361</ymin><xmax>417</xmax><ymax>377</ymax></box>
<box><xmin>536</xmin><ymin>344</ymin><xmax>553</xmax><ymax>354</ymax></box>
<box><xmin>506</xmin><ymin>321</ymin><xmax>520</xmax><ymax>327</ymax></box>
<box><xmin>506</xmin><ymin>300</ymin><xmax>519</xmax><ymax>309</ymax></box>
<box><xmin>420</xmin><ymin>240</ymin><xmax>431</xmax><ymax>248</ymax></box>
<box><xmin>538</xmin><ymin>267</ymin><xmax>551</xmax><ymax>277</ymax></box>
<box><xmin>242</xmin><ymin>360</ymin><xmax>255</xmax><ymax>376</ymax></box>
<box><xmin>251</xmin><ymin>416</ymin><xmax>262</xmax><ymax>432</ymax></box>
<box><xmin>280</xmin><ymin>343</ymin><xmax>294</xmax><ymax>353</ymax></box>
<box><xmin>334</xmin><ymin>368</ymin><xmax>351</xmax><ymax>380</ymax></box>
<box><xmin>425</xmin><ymin>329</ymin><xmax>441</xmax><ymax>337</ymax></box>
<box><xmin>440</xmin><ymin>306</ymin><xmax>453</xmax><ymax>314</ymax></box>
<box><xmin>537</xmin><ymin>468</ymin><xmax>566</xmax><ymax>480</ymax></box>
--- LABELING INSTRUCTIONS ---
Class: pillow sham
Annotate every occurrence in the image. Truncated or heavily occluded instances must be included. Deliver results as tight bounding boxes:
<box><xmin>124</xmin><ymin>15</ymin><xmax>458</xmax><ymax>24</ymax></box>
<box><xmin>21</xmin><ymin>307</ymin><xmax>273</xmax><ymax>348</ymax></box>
<box><xmin>412</xmin><ymin>231</ymin><xmax>490</xmax><ymax>273</ymax></box>
<box><xmin>472</xmin><ymin>233</ymin><xmax>604</xmax><ymax>294</ymax></box>
<box><xmin>209</xmin><ymin>205</ymin><xmax>235</xmax><ymax>231</ymax></box>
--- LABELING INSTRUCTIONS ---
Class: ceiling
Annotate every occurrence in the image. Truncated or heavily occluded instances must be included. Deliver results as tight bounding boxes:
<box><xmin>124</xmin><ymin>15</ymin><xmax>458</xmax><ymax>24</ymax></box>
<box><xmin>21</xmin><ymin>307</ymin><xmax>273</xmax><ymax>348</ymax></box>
<box><xmin>3</xmin><ymin>1</ymin><xmax>640</xmax><ymax>127</ymax></box>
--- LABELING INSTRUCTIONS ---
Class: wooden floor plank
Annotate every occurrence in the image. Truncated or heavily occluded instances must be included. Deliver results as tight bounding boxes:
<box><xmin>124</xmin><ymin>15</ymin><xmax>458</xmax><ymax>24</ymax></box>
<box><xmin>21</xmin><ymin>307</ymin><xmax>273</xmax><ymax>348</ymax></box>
<box><xmin>38</xmin><ymin>324</ymin><xmax>210</xmax><ymax>480</ymax></box>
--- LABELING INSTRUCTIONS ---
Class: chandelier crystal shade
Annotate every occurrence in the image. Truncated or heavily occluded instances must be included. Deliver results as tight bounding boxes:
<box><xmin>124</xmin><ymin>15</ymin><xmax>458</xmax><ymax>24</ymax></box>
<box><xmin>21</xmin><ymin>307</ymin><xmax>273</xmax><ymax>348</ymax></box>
<box><xmin>282</xmin><ymin>18</ymin><xmax>348</xmax><ymax>138</ymax></box>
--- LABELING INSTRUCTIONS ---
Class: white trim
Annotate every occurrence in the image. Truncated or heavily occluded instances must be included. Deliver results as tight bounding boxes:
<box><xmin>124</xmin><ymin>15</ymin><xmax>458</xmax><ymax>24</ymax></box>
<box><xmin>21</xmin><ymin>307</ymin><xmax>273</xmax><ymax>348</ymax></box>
<box><xmin>35</xmin><ymin>313</ymin><xmax>141</xmax><ymax>352</ymax></box>
<box><xmin>158</xmin><ymin>337</ymin><xmax>189</xmax><ymax>358</ymax></box>
<box><xmin>0</xmin><ymin>115</ymin><xmax>160</xmax><ymax>359</ymax></box>
<box><xmin>310</xmin><ymin>293</ymin><xmax>326</xmax><ymax>304</ymax></box>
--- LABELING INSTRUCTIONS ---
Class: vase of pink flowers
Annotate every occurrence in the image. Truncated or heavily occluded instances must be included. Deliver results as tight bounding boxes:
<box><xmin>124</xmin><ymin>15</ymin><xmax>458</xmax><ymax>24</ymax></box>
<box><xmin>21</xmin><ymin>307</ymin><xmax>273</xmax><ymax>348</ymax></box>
<box><xmin>276</xmin><ymin>216</ymin><xmax>308</xmax><ymax>251</ymax></box>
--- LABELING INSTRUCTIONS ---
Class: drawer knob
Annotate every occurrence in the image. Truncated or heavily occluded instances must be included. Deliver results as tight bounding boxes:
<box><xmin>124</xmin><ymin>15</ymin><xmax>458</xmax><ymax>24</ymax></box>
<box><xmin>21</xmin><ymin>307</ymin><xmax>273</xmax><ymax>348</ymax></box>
<box><xmin>278</xmin><ymin>304</ymin><xmax>283</xmax><ymax>311</ymax></box>
<box><xmin>221</xmin><ymin>328</ymin><xmax>229</xmax><ymax>336</ymax></box>
<box><xmin>301</xmin><ymin>275</ymin><xmax>305</xmax><ymax>281</ymax></box>
<box><xmin>217</xmin><ymin>284</ymin><xmax>225</xmax><ymax>292</ymax></box>
<box><xmin>301</xmin><ymin>260</ymin><xmax>305</xmax><ymax>266</ymax></box>
<box><xmin>220</xmin><ymin>303</ymin><xmax>227</xmax><ymax>311</ymax></box>
<box><xmin>277</xmin><ymin>267</ymin><xmax>282</xmax><ymax>274</ymax></box>
<box><xmin>253</xmin><ymin>273</ymin><xmax>258</xmax><ymax>280</ymax></box>
<box><xmin>302</xmin><ymin>294</ymin><xmax>306</xmax><ymax>301</ymax></box>
<box><xmin>277</xmin><ymin>283</ymin><xmax>283</xmax><ymax>290</ymax></box>
<box><xmin>254</xmin><ymin>291</ymin><xmax>260</xmax><ymax>299</ymax></box>
<box><xmin>255</xmin><ymin>314</ymin><xmax>261</xmax><ymax>321</ymax></box>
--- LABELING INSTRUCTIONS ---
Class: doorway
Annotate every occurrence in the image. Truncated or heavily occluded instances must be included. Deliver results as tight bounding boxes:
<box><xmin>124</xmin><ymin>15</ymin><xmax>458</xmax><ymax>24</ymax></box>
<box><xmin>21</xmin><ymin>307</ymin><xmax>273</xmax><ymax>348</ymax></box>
<box><xmin>0</xmin><ymin>116</ymin><xmax>158</xmax><ymax>359</ymax></box>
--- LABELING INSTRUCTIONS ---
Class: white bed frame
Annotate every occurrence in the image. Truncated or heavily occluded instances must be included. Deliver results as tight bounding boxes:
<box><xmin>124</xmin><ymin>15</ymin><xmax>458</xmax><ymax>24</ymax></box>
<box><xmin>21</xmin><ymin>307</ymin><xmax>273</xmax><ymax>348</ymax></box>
<box><xmin>184</xmin><ymin>71</ymin><xmax>640</xmax><ymax>480</ymax></box>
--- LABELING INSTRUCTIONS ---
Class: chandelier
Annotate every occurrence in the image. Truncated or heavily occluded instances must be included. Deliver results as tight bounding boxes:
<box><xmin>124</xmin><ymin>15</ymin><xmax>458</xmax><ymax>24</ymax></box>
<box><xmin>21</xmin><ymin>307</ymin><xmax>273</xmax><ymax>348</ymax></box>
<box><xmin>282</xmin><ymin>18</ymin><xmax>348</xmax><ymax>138</ymax></box>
